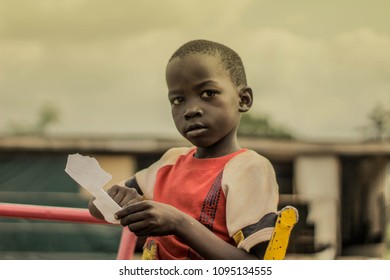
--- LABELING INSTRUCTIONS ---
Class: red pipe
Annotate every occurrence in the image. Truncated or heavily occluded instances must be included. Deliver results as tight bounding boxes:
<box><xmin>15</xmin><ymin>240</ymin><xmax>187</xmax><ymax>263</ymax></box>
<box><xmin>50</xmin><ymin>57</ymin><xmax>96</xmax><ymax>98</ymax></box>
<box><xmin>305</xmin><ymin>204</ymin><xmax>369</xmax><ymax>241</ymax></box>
<box><xmin>0</xmin><ymin>202</ymin><xmax>108</xmax><ymax>224</ymax></box>
<box><xmin>116</xmin><ymin>227</ymin><xmax>138</xmax><ymax>260</ymax></box>
<box><xmin>0</xmin><ymin>202</ymin><xmax>137</xmax><ymax>260</ymax></box>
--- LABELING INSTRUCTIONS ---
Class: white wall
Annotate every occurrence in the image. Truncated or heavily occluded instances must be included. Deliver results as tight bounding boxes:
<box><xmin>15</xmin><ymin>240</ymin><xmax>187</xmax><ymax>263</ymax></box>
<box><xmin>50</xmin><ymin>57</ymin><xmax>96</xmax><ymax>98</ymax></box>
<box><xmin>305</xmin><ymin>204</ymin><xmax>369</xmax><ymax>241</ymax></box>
<box><xmin>294</xmin><ymin>156</ymin><xmax>341</xmax><ymax>259</ymax></box>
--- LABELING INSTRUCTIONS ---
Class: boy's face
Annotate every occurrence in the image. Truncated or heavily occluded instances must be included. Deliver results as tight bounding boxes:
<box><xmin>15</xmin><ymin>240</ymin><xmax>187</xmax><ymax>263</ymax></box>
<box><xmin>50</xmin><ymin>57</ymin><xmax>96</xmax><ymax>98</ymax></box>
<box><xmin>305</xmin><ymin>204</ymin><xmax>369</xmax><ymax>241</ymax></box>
<box><xmin>166</xmin><ymin>53</ymin><xmax>242</xmax><ymax>149</ymax></box>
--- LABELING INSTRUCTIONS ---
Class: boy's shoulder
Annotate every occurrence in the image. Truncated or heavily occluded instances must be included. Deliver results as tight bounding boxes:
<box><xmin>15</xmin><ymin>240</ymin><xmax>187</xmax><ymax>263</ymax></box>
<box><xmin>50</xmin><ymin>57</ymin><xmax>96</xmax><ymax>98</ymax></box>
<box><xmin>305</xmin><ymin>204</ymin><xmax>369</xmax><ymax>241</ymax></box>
<box><xmin>158</xmin><ymin>147</ymin><xmax>273</xmax><ymax>172</ymax></box>
<box><xmin>226</xmin><ymin>149</ymin><xmax>274</xmax><ymax>172</ymax></box>
<box><xmin>159</xmin><ymin>146</ymin><xmax>193</xmax><ymax>162</ymax></box>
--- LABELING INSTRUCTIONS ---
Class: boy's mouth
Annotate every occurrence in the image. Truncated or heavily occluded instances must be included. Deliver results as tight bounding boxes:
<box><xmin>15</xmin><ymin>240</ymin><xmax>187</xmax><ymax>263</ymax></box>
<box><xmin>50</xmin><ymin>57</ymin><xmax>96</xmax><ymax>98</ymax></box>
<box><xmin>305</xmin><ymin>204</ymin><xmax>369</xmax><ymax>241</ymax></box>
<box><xmin>185</xmin><ymin>123</ymin><xmax>207</xmax><ymax>137</ymax></box>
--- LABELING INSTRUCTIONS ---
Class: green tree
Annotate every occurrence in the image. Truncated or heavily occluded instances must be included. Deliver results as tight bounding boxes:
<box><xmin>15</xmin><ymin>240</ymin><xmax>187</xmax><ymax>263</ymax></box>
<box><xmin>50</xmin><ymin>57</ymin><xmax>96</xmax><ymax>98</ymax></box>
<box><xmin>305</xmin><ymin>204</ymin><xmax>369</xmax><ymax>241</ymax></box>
<box><xmin>34</xmin><ymin>103</ymin><xmax>60</xmax><ymax>135</ymax></box>
<box><xmin>361</xmin><ymin>104</ymin><xmax>390</xmax><ymax>142</ymax></box>
<box><xmin>238</xmin><ymin>113</ymin><xmax>294</xmax><ymax>139</ymax></box>
<box><xmin>7</xmin><ymin>103</ymin><xmax>60</xmax><ymax>136</ymax></box>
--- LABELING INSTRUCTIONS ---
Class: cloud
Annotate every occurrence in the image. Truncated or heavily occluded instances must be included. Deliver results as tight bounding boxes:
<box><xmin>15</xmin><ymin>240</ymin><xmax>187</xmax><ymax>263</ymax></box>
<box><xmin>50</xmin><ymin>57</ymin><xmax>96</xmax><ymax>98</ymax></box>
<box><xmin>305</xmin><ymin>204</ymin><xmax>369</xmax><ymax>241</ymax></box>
<box><xmin>226</xmin><ymin>27</ymin><xmax>390</xmax><ymax>139</ymax></box>
<box><xmin>1</xmin><ymin>1</ymin><xmax>390</xmax><ymax>141</ymax></box>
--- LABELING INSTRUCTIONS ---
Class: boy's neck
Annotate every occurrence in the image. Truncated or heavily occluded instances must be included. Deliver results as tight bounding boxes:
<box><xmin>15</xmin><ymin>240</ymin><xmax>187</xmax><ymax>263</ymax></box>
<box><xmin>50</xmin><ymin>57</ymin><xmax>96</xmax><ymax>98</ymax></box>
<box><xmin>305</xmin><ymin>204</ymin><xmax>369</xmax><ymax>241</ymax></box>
<box><xmin>193</xmin><ymin>127</ymin><xmax>241</xmax><ymax>159</ymax></box>
<box><xmin>194</xmin><ymin>140</ymin><xmax>241</xmax><ymax>159</ymax></box>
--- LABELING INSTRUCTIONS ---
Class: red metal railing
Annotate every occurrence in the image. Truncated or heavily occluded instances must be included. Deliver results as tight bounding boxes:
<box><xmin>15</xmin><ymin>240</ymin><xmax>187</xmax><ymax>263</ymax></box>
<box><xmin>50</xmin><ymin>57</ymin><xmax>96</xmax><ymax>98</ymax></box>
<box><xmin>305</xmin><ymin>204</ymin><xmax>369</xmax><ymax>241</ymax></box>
<box><xmin>0</xmin><ymin>202</ymin><xmax>137</xmax><ymax>260</ymax></box>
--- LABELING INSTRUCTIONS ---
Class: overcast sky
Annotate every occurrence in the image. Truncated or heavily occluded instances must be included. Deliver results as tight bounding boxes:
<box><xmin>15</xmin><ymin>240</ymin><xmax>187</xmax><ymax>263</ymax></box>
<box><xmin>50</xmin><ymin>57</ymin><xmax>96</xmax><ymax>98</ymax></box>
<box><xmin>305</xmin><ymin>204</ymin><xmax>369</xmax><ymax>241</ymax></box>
<box><xmin>1</xmin><ymin>0</ymin><xmax>390</xmax><ymax>141</ymax></box>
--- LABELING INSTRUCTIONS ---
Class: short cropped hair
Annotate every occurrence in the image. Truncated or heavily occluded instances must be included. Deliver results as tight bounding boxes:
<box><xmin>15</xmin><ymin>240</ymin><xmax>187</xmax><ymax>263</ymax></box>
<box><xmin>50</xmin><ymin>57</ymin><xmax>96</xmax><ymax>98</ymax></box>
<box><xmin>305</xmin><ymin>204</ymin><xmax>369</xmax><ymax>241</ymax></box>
<box><xmin>169</xmin><ymin>39</ymin><xmax>247</xmax><ymax>87</ymax></box>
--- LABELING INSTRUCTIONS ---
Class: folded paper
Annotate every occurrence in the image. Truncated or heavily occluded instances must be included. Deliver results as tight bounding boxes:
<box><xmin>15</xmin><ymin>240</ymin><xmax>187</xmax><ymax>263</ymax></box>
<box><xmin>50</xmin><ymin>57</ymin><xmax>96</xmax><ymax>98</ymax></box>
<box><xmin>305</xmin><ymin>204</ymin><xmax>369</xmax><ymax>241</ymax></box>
<box><xmin>65</xmin><ymin>153</ymin><xmax>121</xmax><ymax>224</ymax></box>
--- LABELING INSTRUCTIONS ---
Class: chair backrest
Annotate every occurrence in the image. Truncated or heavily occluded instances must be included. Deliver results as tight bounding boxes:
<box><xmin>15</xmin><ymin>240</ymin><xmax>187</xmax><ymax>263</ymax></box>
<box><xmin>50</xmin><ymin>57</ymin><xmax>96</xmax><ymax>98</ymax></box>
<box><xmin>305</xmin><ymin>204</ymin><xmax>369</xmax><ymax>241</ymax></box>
<box><xmin>263</xmin><ymin>206</ymin><xmax>299</xmax><ymax>260</ymax></box>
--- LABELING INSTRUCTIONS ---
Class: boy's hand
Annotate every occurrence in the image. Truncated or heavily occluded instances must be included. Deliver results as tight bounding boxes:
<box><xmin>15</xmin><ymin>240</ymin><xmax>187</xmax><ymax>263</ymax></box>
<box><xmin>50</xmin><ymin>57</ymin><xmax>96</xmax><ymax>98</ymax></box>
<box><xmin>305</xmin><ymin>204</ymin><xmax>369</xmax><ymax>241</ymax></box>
<box><xmin>107</xmin><ymin>185</ymin><xmax>143</xmax><ymax>208</ymax></box>
<box><xmin>115</xmin><ymin>200</ymin><xmax>183</xmax><ymax>237</ymax></box>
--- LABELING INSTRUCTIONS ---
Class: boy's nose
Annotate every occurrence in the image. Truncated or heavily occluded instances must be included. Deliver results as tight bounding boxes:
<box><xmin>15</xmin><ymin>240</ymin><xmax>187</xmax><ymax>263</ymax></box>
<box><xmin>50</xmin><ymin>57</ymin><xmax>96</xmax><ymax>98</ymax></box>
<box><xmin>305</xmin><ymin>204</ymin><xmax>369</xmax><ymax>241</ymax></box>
<box><xmin>184</xmin><ymin>106</ymin><xmax>203</xmax><ymax>120</ymax></box>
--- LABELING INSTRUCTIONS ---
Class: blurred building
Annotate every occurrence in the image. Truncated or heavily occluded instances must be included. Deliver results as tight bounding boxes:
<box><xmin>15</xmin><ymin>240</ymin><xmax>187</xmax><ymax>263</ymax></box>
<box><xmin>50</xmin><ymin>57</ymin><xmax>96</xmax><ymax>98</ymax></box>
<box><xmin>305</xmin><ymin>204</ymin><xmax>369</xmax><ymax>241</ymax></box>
<box><xmin>0</xmin><ymin>136</ymin><xmax>389</xmax><ymax>259</ymax></box>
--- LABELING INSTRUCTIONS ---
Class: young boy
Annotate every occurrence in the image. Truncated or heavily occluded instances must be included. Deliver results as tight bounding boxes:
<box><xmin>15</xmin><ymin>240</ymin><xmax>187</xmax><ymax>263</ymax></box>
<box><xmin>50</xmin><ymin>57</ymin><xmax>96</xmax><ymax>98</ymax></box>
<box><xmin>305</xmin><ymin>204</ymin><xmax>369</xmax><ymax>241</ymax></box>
<box><xmin>89</xmin><ymin>39</ymin><xmax>279</xmax><ymax>260</ymax></box>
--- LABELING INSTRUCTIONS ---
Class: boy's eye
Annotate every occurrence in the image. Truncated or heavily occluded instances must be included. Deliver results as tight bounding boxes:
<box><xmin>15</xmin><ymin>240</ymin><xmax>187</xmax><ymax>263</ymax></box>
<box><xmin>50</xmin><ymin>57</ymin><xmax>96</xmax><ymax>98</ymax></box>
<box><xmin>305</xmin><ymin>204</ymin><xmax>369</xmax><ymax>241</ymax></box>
<box><xmin>171</xmin><ymin>97</ymin><xmax>184</xmax><ymax>105</ymax></box>
<box><xmin>200</xmin><ymin>90</ymin><xmax>216</xmax><ymax>99</ymax></box>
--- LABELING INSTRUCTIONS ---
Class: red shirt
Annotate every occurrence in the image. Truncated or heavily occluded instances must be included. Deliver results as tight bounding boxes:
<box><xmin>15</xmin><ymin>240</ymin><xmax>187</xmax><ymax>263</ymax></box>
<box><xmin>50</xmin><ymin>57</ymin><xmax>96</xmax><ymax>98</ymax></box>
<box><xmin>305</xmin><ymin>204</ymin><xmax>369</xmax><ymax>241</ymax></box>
<box><xmin>135</xmin><ymin>147</ymin><xmax>279</xmax><ymax>260</ymax></box>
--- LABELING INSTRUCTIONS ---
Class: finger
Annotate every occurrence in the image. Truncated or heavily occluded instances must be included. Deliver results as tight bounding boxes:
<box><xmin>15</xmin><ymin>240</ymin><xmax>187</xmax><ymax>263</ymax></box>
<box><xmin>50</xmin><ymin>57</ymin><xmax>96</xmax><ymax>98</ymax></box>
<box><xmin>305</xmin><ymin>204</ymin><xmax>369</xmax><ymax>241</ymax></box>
<box><xmin>107</xmin><ymin>185</ymin><xmax>120</xmax><ymax>197</ymax></box>
<box><xmin>122</xmin><ymin>190</ymin><xmax>143</xmax><ymax>206</ymax></box>
<box><xmin>127</xmin><ymin>221</ymin><xmax>150</xmax><ymax>236</ymax></box>
<box><xmin>113</xmin><ymin>191</ymin><xmax>127</xmax><ymax>205</ymax></box>
<box><xmin>115</xmin><ymin>201</ymin><xmax>149</xmax><ymax>219</ymax></box>
<box><xmin>119</xmin><ymin>211</ymin><xmax>146</xmax><ymax>227</ymax></box>
<box><xmin>108</xmin><ymin>185</ymin><xmax>128</xmax><ymax>205</ymax></box>
<box><xmin>130</xmin><ymin>223</ymin><xmax>161</xmax><ymax>237</ymax></box>
<box><xmin>122</xmin><ymin>197</ymin><xmax>142</xmax><ymax>208</ymax></box>
<box><xmin>125</xmin><ymin>188</ymin><xmax>139</xmax><ymax>199</ymax></box>
<box><xmin>122</xmin><ymin>198</ymin><xmax>139</xmax><ymax>208</ymax></box>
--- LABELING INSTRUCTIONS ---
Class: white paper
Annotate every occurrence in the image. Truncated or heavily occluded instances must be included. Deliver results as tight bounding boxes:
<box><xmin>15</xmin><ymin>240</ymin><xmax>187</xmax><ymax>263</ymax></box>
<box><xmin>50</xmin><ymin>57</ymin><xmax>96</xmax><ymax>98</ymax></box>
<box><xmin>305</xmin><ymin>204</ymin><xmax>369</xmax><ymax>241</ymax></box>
<box><xmin>65</xmin><ymin>153</ymin><xmax>121</xmax><ymax>224</ymax></box>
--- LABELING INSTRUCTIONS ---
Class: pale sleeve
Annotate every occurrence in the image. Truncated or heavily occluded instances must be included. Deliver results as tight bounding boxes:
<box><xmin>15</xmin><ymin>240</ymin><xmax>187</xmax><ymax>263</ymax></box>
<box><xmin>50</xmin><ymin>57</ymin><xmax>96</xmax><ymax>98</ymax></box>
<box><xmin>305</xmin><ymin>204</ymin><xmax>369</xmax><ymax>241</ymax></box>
<box><xmin>134</xmin><ymin>147</ymin><xmax>192</xmax><ymax>200</ymax></box>
<box><xmin>222</xmin><ymin>150</ymin><xmax>279</xmax><ymax>252</ymax></box>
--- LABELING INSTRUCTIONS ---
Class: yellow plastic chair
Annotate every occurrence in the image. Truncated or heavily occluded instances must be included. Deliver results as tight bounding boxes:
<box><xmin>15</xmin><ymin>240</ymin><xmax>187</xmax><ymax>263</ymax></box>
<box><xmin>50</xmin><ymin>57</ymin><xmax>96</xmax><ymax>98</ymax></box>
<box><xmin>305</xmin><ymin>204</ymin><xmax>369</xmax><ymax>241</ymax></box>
<box><xmin>264</xmin><ymin>206</ymin><xmax>299</xmax><ymax>260</ymax></box>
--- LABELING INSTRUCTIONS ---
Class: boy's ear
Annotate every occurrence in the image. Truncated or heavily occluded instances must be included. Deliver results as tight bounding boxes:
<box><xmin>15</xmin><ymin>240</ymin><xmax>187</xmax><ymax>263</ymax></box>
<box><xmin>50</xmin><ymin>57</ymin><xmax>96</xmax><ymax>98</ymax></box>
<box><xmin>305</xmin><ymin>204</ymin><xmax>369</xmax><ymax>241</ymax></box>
<box><xmin>238</xmin><ymin>86</ymin><xmax>253</xmax><ymax>112</ymax></box>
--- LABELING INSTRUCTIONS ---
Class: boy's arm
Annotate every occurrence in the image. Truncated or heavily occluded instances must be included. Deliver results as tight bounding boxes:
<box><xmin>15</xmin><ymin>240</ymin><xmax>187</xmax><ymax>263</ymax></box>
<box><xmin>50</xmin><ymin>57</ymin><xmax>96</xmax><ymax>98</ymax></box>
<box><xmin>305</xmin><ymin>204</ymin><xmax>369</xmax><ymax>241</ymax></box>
<box><xmin>116</xmin><ymin>200</ymin><xmax>265</xmax><ymax>260</ymax></box>
<box><xmin>175</xmin><ymin>209</ymin><xmax>268</xmax><ymax>259</ymax></box>
<box><xmin>223</xmin><ymin>151</ymin><xmax>279</xmax><ymax>258</ymax></box>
